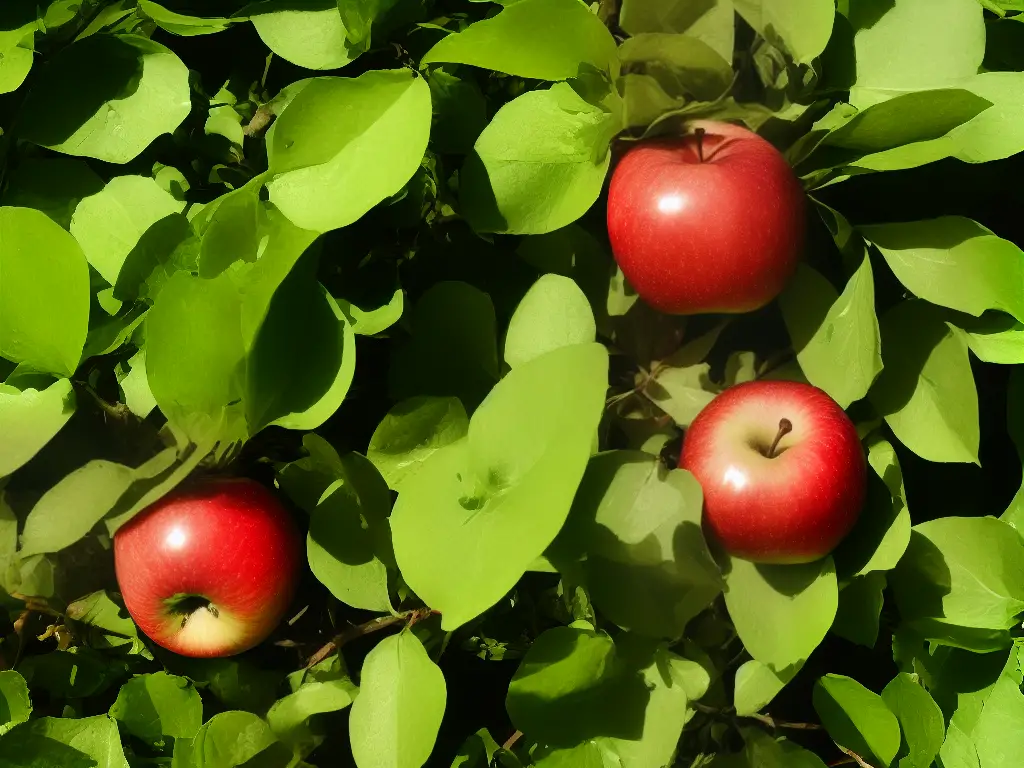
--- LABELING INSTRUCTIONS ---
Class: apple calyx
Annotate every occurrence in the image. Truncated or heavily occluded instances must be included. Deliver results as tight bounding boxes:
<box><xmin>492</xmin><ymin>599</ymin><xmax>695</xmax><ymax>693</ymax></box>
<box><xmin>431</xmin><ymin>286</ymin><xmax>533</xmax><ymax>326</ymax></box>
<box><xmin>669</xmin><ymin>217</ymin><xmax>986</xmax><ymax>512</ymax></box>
<box><xmin>764</xmin><ymin>418</ymin><xmax>793</xmax><ymax>459</ymax></box>
<box><xmin>166</xmin><ymin>593</ymin><xmax>220</xmax><ymax>628</ymax></box>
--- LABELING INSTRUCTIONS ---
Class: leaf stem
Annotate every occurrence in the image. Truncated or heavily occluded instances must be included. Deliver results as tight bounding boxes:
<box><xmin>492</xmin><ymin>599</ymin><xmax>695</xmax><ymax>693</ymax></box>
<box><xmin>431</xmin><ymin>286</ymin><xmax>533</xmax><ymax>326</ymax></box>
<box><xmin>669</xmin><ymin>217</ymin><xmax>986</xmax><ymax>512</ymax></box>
<box><xmin>305</xmin><ymin>607</ymin><xmax>435</xmax><ymax>668</ymax></box>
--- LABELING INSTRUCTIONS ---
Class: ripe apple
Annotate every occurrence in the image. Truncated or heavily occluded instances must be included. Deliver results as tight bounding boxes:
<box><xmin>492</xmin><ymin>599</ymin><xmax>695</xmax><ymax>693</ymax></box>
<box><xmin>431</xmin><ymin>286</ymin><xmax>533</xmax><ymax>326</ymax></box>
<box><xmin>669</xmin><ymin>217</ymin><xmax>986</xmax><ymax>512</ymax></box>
<box><xmin>114</xmin><ymin>477</ymin><xmax>302</xmax><ymax>658</ymax></box>
<box><xmin>679</xmin><ymin>380</ymin><xmax>866</xmax><ymax>564</ymax></box>
<box><xmin>606</xmin><ymin>120</ymin><xmax>806</xmax><ymax>315</ymax></box>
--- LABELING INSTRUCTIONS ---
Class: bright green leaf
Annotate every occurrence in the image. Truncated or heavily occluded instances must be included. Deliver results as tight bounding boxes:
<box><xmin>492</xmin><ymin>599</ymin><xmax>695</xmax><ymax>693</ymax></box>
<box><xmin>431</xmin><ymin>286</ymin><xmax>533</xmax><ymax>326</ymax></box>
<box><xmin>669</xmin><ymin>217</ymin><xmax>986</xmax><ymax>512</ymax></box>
<box><xmin>869</xmin><ymin>301</ymin><xmax>979</xmax><ymax>464</ymax></box>
<box><xmin>110</xmin><ymin>672</ymin><xmax>202</xmax><ymax>747</ymax></box>
<box><xmin>619</xmin><ymin>0</ymin><xmax>735</xmax><ymax>62</ymax></box>
<box><xmin>0</xmin><ymin>670</ymin><xmax>31</xmax><ymax>736</ymax></box>
<box><xmin>723</xmin><ymin>555</ymin><xmax>837</xmax><ymax>675</ymax></box>
<box><xmin>0</xmin><ymin>207</ymin><xmax>90</xmax><ymax>377</ymax></box>
<box><xmin>172</xmin><ymin>710</ymin><xmax>283</xmax><ymax>768</ymax></box>
<box><xmin>0</xmin><ymin>379</ymin><xmax>75</xmax><ymax>478</ymax></box>
<box><xmin>421</xmin><ymin>0</ymin><xmax>618</xmax><ymax>79</ymax></box>
<box><xmin>733</xmin><ymin>661</ymin><xmax>796</xmax><ymax>717</ymax></box>
<box><xmin>813</xmin><ymin>674</ymin><xmax>901</xmax><ymax>768</ymax></box>
<box><xmin>0</xmin><ymin>715</ymin><xmax>129</xmax><ymax>768</ymax></box>
<box><xmin>267</xmin><ymin>70</ymin><xmax>432</xmax><ymax>233</ymax></box>
<box><xmin>780</xmin><ymin>258</ymin><xmax>881</xmax><ymax>409</ymax></box>
<box><xmin>734</xmin><ymin>0</ymin><xmax>834</xmax><ymax>64</ymax></box>
<box><xmin>349</xmin><ymin>630</ymin><xmax>447</xmax><ymax>768</ymax></box>
<box><xmin>368</xmin><ymin>396</ymin><xmax>469</xmax><ymax>493</ymax></box>
<box><xmin>504</xmin><ymin>274</ymin><xmax>596</xmax><ymax>368</ymax></box>
<box><xmin>267</xmin><ymin>678</ymin><xmax>357</xmax><ymax>750</ymax></box>
<box><xmin>139</xmin><ymin>0</ymin><xmax>235</xmax><ymax>35</ymax></box>
<box><xmin>250</xmin><ymin>1</ymin><xmax>356</xmax><ymax>70</ymax></box>
<box><xmin>391</xmin><ymin>343</ymin><xmax>608</xmax><ymax>630</ymax></box>
<box><xmin>19</xmin><ymin>35</ymin><xmax>191</xmax><ymax>163</ymax></box>
<box><xmin>881</xmin><ymin>673</ymin><xmax>945</xmax><ymax>768</ymax></box>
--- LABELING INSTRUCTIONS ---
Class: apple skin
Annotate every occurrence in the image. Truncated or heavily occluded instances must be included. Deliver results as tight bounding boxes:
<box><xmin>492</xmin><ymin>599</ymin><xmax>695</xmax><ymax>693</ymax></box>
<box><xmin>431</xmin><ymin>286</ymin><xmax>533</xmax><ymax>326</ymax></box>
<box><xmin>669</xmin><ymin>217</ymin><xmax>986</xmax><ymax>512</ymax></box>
<box><xmin>679</xmin><ymin>380</ymin><xmax>866</xmax><ymax>564</ymax></box>
<box><xmin>606</xmin><ymin>120</ymin><xmax>806</xmax><ymax>315</ymax></box>
<box><xmin>114</xmin><ymin>477</ymin><xmax>302</xmax><ymax>658</ymax></box>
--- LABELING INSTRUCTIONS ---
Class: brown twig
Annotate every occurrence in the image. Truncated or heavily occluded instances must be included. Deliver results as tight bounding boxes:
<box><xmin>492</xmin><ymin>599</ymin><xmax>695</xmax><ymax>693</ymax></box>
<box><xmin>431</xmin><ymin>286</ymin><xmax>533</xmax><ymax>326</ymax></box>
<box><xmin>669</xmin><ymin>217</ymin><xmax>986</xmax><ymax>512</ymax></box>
<box><xmin>691</xmin><ymin>702</ymin><xmax>822</xmax><ymax>732</ymax></box>
<box><xmin>836</xmin><ymin>748</ymin><xmax>873</xmax><ymax>768</ymax></box>
<box><xmin>244</xmin><ymin>105</ymin><xmax>276</xmax><ymax>138</ymax></box>
<box><xmin>305</xmin><ymin>608</ymin><xmax>434</xmax><ymax>668</ymax></box>
<box><xmin>502</xmin><ymin>731</ymin><xmax>523</xmax><ymax>751</ymax></box>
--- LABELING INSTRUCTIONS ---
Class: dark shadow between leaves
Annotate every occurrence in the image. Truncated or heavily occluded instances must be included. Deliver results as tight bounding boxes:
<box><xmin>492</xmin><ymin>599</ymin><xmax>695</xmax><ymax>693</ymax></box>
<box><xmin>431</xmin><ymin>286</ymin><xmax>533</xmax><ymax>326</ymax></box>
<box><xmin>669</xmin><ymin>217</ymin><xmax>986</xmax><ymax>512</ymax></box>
<box><xmin>458</xmin><ymin>150</ymin><xmax>508</xmax><ymax>235</ymax></box>
<box><xmin>889</xmin><ymin>531</ymin><xmax>952</xmax><ymax>623</ymax></box>
<box><xmin>846</xmin><ymin>0</ymin><xmax>897</xmax><ymax>32</ymax></box>
<box><xmin>18</xmin><ymin>35</ymin><xmax>145</xmax><ymax>147</ymax></box>
<box><xmin>813</xmin><ymin>682</ymin><xmax>885</xmax><ymax>766</ymax></box>
<box><xmin>114</xmin><ymin>213</ymin><xmax>198</xmax><ymax>303</ymax></box>
<box><xmin>832</xmin><ymin>472</ymin><xmax>901</xmax><ymax>576</ymax></box>
<box><xmin>870</xmin><ymin>302</ymin><xmax>950</xmax><ymax>415</ymax></box>
<box><xmin>0</xmin><ymin>731</ymin><xmax>95</xmax><ymax>768</ymax></box>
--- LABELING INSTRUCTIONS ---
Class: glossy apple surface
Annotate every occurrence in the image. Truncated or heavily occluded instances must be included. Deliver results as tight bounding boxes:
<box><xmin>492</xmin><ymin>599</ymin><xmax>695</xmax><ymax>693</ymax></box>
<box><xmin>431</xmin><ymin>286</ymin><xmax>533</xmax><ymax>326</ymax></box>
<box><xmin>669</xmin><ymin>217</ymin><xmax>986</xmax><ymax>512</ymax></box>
<box><xmin>114</xmin><ymin>477</ymin><xmax>302</xmax><ymax>658</ymax></box>
<box><xmin>680</xmin><ymin>380</ymin><xmax>866</xmax><ymax>564</ymax></box>
<box><xmin>607</xmin><ymin>120</ymin><xmax>806</xmax><ymax>315</ymax></box>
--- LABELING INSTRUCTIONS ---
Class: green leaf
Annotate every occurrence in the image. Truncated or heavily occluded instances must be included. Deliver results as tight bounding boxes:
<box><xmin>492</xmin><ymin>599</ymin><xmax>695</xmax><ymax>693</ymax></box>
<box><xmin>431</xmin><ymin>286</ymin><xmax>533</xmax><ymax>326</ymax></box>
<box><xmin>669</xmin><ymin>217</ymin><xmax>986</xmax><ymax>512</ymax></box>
<box><xmin>18</xmin><ymin>647</ymin><xmax>127</xmax><ymax>699</ymax></box>
<box><xmin>848</xmin><ymin>0</ymin><xmax>985</xmax><ymax>108</ymax></box>
<box><xmin>117</xmin><ymin>350</ymin><xmax>157</xmax><ymax>419</ymax></box>
<box><xmin>19</xmin><ymin>460</ymin><xmax>138</xmax><ymax>557</ymax></box>
<box><xmin>0</xmin><ymin>207</ymin><xmax>90</xmax><ymax>377</ymax></box>
<box><xmin>19</xmin><ymin>35</ymin><xmax>191</xmax><ymax>163</ymax></box>
<box><xmin>266</xmin><ymin>70</ymin><xmax>432</xmax><ymax>233</ymax></box>
<box><xmin>426</xmin><ymin>69</ymin><xmax>488</xmax><ymax>155</ymax></box>
<box><xmin>367</xmin><ymin>396</ymin><xmax>470</xmax><ymax>493</ymax></box>
<box><xmin>339</xmin><ymin>288</ymin><xmax>404</xmax><ymax>336</ymax></box>
<box><xmin>161</xmin><ymin>657</ymin><xmax>285</xmax><ymax>714</ymax></box>
<box><xmin>554</xmin><ymin>451</ymin><xmax>722</xmax><ymax>639</ymax></box>
<box><xmin>891</xmin><ymin>516</ymin><xmax>1024</xmax><ymax>634</ymax></box>
<box><xmin>109</xmin><ymin>672</ymin><xmax>203</xmax><ymax>747</ymax></box>
<box><xmin>504</xmin><ymin>275</ymin><xmax>596</xmax><ymax>369</ymax></box>
<box><xmin>172</xmin><ymin>710</ymin><xmax>282</xmax><ymax>768</ymax></box>
<box><xmin>644</xmin><ymin>323</ymin><xmax>726</xmax><ymax>427</ymax></box>
<box><xmin>146</xmin><ymin>271</ymin><xmax>247</xmax><ymax>437</ymax></box>
<box><xmin>0</xmin><ymin>715</ymin><xmax>129</xmax><ymax>768</ymax></box>
<box><xmin>0</xmin><ymin>670</ymin><xmax>31</xmax><ymax>736</ymax></box>
<box><xmin>0</xmin><ymin>27</ymin><xmax>32</xmax><ymax>95</ymax></box>
<box><xmin>70</xmin><ymin>175</ymin><xmax>185</xmax><ymax>286</ymax></box>
<box><xmin>1</xmin><ymin>158</ymin><xmax>104</xmax><ymax>229</ymax></box>
<box><xmin>733</xmin><ymin>0</ymin><xmax>834</xmax><ymax>64</ymax></box>
<box><xmin>1002</xmin><ymin>367</ymin><xmax>1024</xmax><ymax>530</ymax></box>
<box><xmin>780</xmin><ymin>258</ymin><xmax>881</xmax><ymax>409</ymax></box>
<box><xmin>619</xmin><ymin>0</ymin><xmax>735</xmax><ymax>62</ymax></box>
<box><xmin>733</xmin><ymin>660</ymin><xmax>795</xmax><ymax>717</ymax></box>
<box><xmin>0</xmin><ymin>378</ymin><xmax>75</xmax><ymax>478</ymax></box>
<box><xmin>832</xmin><ymin>572</ymin><xmax>886</xmax><ymax>648</ymax></box>
<box><xmin>267</xmin><ymin>678</ymin><xmax>357</xmax><ymax>750</ymax></box>
<box><xmin>307</xmin><ymin>450</ymin><xmax>394</xmax><ymax>612</ymax></box>
<box><xmin>461</xmin><ymin>83</ymin><xmax>618</xmax><ymax>235</ymax></box>
<box><xmin>392</xmin><ymin>343</ymin><xmax>608</xmax><ymax>630</ymax></box>
<box><xmin>250</xmin><ymin>1</ymin><xmax>356</xmax><ymax>70</ymax></box>
<box><xmin>388</xmin><ymin>281</ymin><xmax>499</xmax><ymax>412</ymax></box>
<box><xmin>881</xmin><ymin>673</ymin><xmax>945</xmax><ymax>768</ymax></box>
<box><xmin>451</xmin><ymin>728</ymin><xmax>502</xmax><ymax>768</ymax></box>
<box><xmin>723</xmin><ymin>556</ymin><xmax>838</xmax><ymax>675</ymax></box>
<box><xmin>138</xmin><ymin>1</ymin><xmax>235</xmax><ymax>35</ymax></box>
<box><xmin>189</xmin><ymin>180</ymin><xmax>265</xmax><ymax>280</ymax></box>
<box><xmin>833</xmin><ymin>437</ymin><xmax>911</xmax><ymax>578</ymax></box>
<box><xmin>421</xmin><ymin>0</ymin><xmax>617</xmax><ymax>79</ymax></box>
<box><xmin>617</xmin><ymin>33</ymin><xmax>733</xmax><ymax>103</ymax></box>
<box><xmin>953</xmin><ymin>313</ymin><xmax>1024</xmax><ymax>365</ymax></box>
<box><xmin>349</xmin><ymin>630</ymin><xmax>446</xmax><ymax>768</ymax></box>
<box><xmin>862</xmin><ymin>218</ymin><xmax>1024</xmax><ymax>324</ymax></box>
<box><xmin>868</xmin><ymin>300</ymin><xmax>980</xmax><ymax>464</ymax></box>
<box><xmin>813</xmin><ymin>674</ymin><xmax>901</xmax><ymax>768</ymax></box>
<box><xmin>969</xmin><ymin>644</ymin><xmax>1024</xmax><ymax>768</ymax></box>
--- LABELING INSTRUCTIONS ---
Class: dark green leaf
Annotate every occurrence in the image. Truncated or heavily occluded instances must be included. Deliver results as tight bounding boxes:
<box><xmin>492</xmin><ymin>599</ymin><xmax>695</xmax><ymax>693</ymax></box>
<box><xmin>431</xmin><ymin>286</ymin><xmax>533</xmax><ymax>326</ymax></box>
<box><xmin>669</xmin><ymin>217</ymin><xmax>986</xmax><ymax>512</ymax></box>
<box><xmin>734</xmin><ymin>0</ymin><xmax>834</xmax><ymax>64</ymax></box>
<box><xmin>0</xmin><ymin>715</ymin><xmax>129</xmax><ymax>768</ymax></box>
<box><xmin>619</xmin><ymin>0</ymin><xmax>734</xmax><ymax>62</ymax></box>
<box><xmin>0</xmin><ymin>670</ymin><xmax>31</xmax><ymax>736</ymax></box>
<box><xmin>171</xmin><ymin>710</ymin><xmax>283</xmax><ymax>768</ymax></box>
<box><xmin>832</xmin><ymin>572</ymin><xmax>886</xmax><ymax>648</ymax></box>
<box><xmin>109</xmin><ymin>672</ymin><xmax>203</xmax><ymax>747</ymax></box>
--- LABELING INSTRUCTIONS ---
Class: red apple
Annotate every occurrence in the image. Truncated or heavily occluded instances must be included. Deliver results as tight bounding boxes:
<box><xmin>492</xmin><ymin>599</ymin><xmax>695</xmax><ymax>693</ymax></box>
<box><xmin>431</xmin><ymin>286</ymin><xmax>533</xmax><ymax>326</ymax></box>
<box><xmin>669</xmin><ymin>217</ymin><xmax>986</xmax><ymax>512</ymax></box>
<box><xmin>114</xmin><ymin>477</ymin><xmax>302</xmax><ymax>658</ymax></box>
<box><xmin>680</xmin><ymin>380</ymin><xmax>865</xmax><ymax>564</ymax></box>
<box><xmin>606</xmin><ymin>120</ymin><xmax>806</xmax><ymax>315</ymax></box>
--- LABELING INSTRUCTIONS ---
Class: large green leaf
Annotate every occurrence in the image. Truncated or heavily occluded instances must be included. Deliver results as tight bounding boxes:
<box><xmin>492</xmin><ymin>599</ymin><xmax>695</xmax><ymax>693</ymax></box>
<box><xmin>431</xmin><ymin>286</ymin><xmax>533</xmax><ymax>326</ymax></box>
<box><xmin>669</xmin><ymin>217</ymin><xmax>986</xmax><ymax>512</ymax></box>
<box><xmin>109</xmin><ymin>672</ymin><xmax>203</xmax><ymax>748</ymax></box>
<box><xmin>0</xmin><ymin>671</ymin><xmax>31</xmax><ymax>736</ymax></box>
<box><xmin>734</xmin><ymin>0</ymin><xmax>834</xmax><ymax>64</ymax></box>
<box><xmin>813</xmin><ymin>674</ymin><xmax>901</xmax><ymax>768</ymax></box>
<box><xmin>869</xmin><ymin>301</ymin><xmax>980</xmax><ymax>464</ymax></box>
<box><xmin>70</xmin><ymin>175</ymin><xmax>185</xmax><ymax>286</ymax></box>
<box><xmin>619</xmin><ymin>0</ymin><xmax>735</xmax><ymax>62</ymax></box>
<box><xmin>891</xmin><ymin>517</ymin><xmax>1024</xmax><ymax>635</ymax></box>
<box><xmin>553</xmin><ymin>451</ymin><xmax>722</xmax><ymax>639</ymax></box>
<box><xmin>19</xmin><ymin>35</ymin><xmax>191</xmax><ymax>163</ymax></box>
<box><xmin>348</xmin><ymin>631</ymin><xmax>446</xmax><ymax>768</ymax></box>
<box><xmin>249</xmin><ymin>1</ymin><xmax>356</xmax><ymax>70</ymax></box>
<box><xmin>171</xmin><ymin>710</ymin><xmax>283</xmax><ymax>768</ymax></box>
<box><xmin>421</xmin><ymin>0</ymin><xmax>618</xmax><ymax>79</ymax></box>
<box><xmin>0</xmin><ymin>207</ymin><xmax>90</xmax><ymax>377</ymax></box>
<box><xmin>391</xmin><ymin>343</ymin><xmax>608</xmax><ymax>630</ymax></box>
<box><xmin>266</xmin><ymin>70</ymin><xmax>432</xmax><ymax>233</ymax></box>
<box><xmin>733</xmin><ymin>660</ymin><xmax>796</xmax><ymax>716</ymax></box>
<box><xmin>461</xmin><ymin>83</ymin><xmax>619</xmax><ymax>235</ymax></box>
<box><xmin>267</xmin><ymin>677</ymin><xmax>357</xmax><ymax>751</ymax></box>
<box><xmin>862</xmin><ymin>218</ymin><xmax>1024</xmax><ymax>324</ymax></box>
<box><xmin>881</xmin><ymin>673</ymin><xmax>945</xmax><ymax>768</ymax></box>
<box><xmin>723</xmin><ymin>556</ymin><xmax>837</xmax><ymax>675</ymax></box>
<box><xmin>780</xmin><ymin>258</ymin><xmax>881</xmax><ymax>409</ymax></box>
<box><xmin>504</xmin><ymin>274</ymin><xmax>596</xmax><ymax>369</ymax></box>
<box><xmin>367</xmin><ymin>396</ymin><xmax>470</xmax><ymax>493</ymax></box>
<box><xmin>0</xmin><ymin>715</ymin><xmax>129</xmax><ymax>768</ymax></box>
<box><xmin>139</xmin><ymin>0</ymin><xmax>236</xmax><ymax>35</ymax></box>
<box><xmin>0</xmin><ymin>379</ymin><xmax>74</xmax><ymax>478</ymax></box>
<box><xmin>847</xmin><ymin>0</ymin><xmax>985</xmax><ymax>108</ymax></box>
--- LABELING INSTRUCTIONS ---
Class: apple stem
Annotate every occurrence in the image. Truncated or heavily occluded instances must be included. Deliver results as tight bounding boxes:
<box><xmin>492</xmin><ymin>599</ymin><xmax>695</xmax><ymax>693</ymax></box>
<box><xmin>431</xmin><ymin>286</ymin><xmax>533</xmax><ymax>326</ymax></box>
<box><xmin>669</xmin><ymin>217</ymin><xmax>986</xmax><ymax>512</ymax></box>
<box><xmin>767</xmin><ymin>418</ymin><xmax>793</xmax><ymax>459</ymax></box>
<box><xmin>694</xmin><ymin>127</ymin><xmax>706</xmax><ymax>162</ymax></box>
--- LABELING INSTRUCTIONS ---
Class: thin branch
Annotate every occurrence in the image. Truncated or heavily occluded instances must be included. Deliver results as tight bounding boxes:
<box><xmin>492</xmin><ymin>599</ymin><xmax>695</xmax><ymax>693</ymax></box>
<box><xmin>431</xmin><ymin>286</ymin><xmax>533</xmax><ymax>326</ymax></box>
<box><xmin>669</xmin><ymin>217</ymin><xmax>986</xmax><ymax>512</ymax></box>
<box><xmin>827</xmin><ymin>759</ymin><xmax>858</xmax><ymax>768</ymax></box>
<box><xmin>502</xmin><ymin>731</ymin><xmax>523</xmax><ymax>751</ymax></box>
<box><xmin>837</xmin><ymin>748</ymin><xmax>873</xmax><ymax>768</ymax></box>
<box><xmin>305</xmin><ymin>608</ymin><xmax>434</xmax><ymax>668</ymax></box>
<box><xmin>746</xmin><ymin>713</ymin><xmax>822</xmax><ymax>731</ymax></box>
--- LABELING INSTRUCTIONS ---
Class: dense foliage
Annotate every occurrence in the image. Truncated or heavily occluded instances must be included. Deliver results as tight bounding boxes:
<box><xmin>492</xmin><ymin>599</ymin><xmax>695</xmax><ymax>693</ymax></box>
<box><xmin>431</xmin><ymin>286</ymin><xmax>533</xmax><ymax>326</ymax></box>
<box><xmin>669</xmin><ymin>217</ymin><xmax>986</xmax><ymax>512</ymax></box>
<box><xmin>3</xmin><ymin>0</ymin><xmax>1024</xmax><ymax>766</ymax></box>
